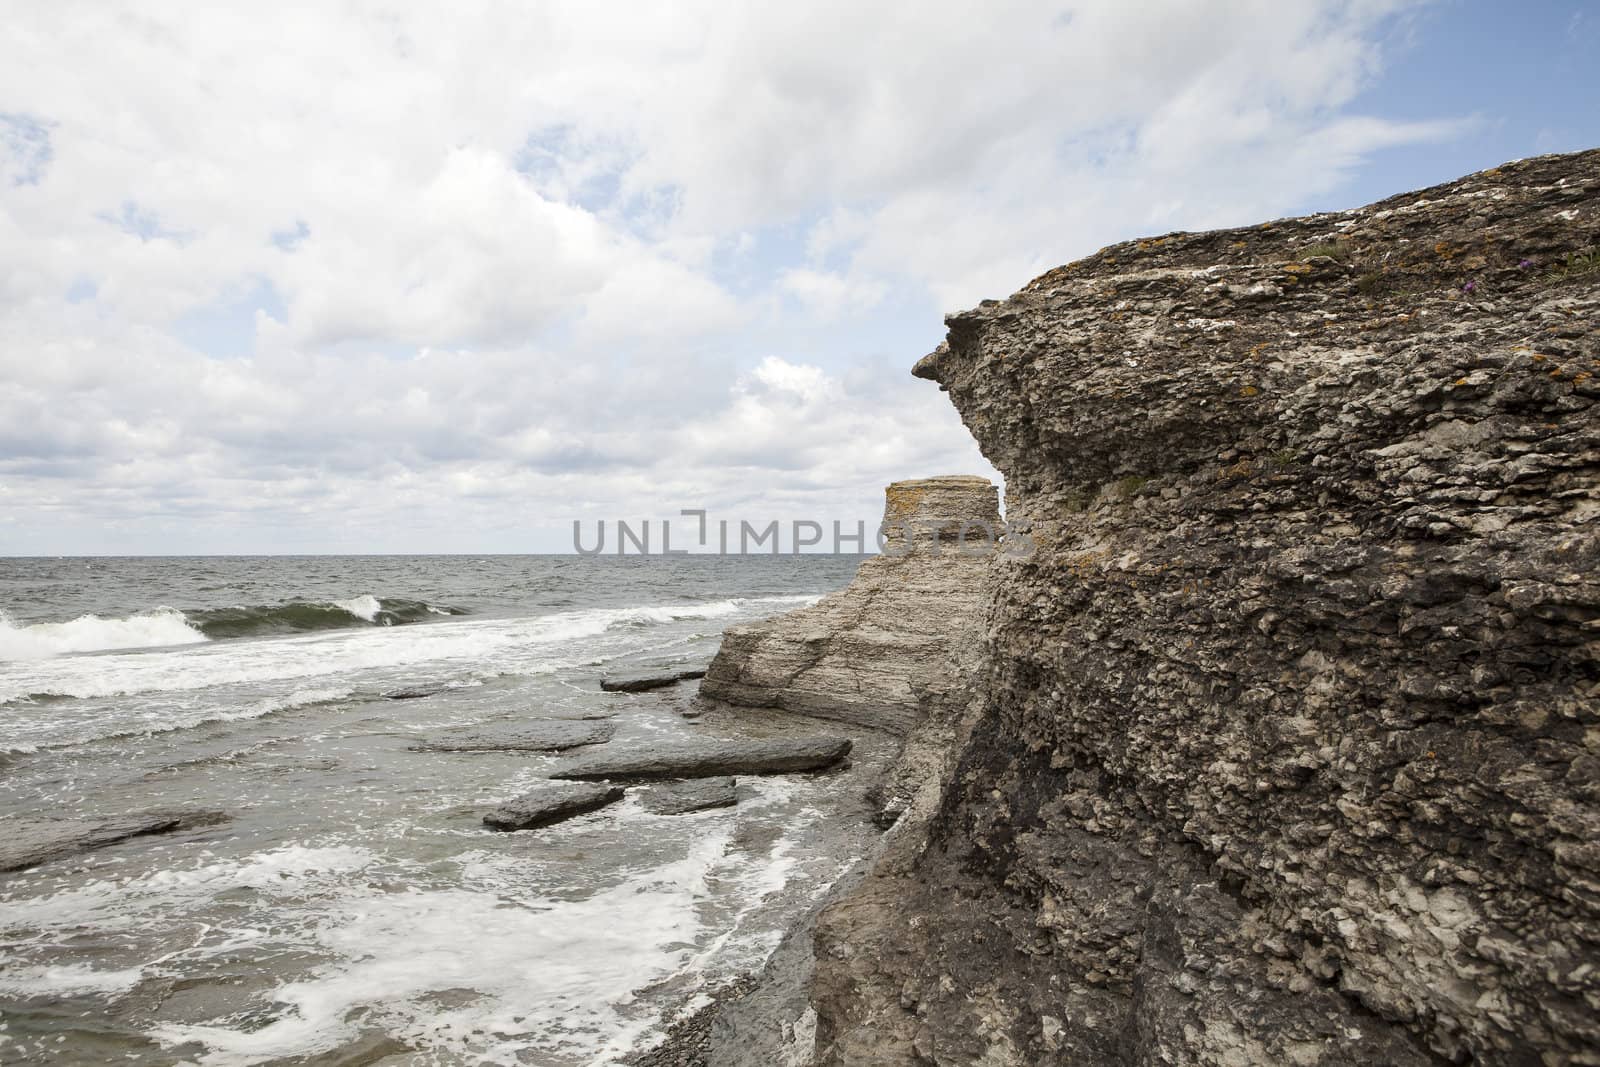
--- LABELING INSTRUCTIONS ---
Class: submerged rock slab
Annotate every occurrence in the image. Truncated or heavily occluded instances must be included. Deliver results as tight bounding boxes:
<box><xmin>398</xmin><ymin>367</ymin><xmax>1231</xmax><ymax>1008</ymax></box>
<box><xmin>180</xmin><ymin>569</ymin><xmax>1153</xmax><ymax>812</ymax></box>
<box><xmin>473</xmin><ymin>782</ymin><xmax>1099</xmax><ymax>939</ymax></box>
<box><xmin>0</xmin><ymin>810</ymin><xmax>229</xmax><ymax>873</ymax></box>
<box><xmin>599</xmin><ymin>668</ymin><xmax>707</xmax><ymax>693</ymax></box>
<box><xmin>482</xmin><ymin>782</ymin><xmax>626</xmax><ymax>830</ymax></box>
<box><xmin>700</xmin><ymin>476</ymin><xmax>996</xmax><ymax>735</ymax></box>
<box><xmin>412</xmin><ymin>721</ymin><xmax>615</xmax><ymax>752</ymax></box>
<box><xmin>551</xmin><ymin>737</ymin><xmax>850</xmax><ymax>781</ymax></box>
<box><xmin>640</xmin><ymin>777</ymin><xmax>738</xmax><ymax>815</ymax></box>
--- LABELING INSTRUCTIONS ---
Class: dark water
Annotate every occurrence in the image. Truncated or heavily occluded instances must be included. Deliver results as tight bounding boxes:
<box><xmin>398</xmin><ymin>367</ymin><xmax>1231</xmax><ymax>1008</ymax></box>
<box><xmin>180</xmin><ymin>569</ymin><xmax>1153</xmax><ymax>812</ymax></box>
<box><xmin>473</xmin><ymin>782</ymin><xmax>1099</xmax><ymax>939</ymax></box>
<box><xmin>0</xmin><ymin>555</ymin><xmax>873</xmax><ymax>1066</ymax></box>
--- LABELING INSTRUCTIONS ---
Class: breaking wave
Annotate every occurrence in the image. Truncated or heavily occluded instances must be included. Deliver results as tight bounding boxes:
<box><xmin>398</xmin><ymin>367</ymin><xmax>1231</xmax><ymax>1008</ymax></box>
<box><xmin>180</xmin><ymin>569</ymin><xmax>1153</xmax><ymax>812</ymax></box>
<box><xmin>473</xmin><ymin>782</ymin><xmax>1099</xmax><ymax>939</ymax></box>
<box><xmin>0</xmin><ymin>608</ymin><xmax>206</xmax><ymax>661</ymax></box>
<box><xmin>188</xmin><ymin>597</ymin><xmax>466</xmax><ymax>640</ymax></box>
<box><xmin>0</xmin><ymin>598</ymin><xmax>466</xmax><ymax>660</ymax></box>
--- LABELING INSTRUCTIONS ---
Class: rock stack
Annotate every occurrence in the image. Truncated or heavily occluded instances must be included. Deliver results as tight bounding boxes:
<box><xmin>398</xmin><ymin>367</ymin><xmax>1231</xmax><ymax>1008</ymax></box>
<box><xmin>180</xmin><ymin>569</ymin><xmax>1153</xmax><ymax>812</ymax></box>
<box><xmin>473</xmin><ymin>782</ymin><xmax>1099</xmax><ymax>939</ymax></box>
<box><xmin>699</xmin><ymin>475</ymin><xmax>1000</xmax><ymax>736</ymax></box>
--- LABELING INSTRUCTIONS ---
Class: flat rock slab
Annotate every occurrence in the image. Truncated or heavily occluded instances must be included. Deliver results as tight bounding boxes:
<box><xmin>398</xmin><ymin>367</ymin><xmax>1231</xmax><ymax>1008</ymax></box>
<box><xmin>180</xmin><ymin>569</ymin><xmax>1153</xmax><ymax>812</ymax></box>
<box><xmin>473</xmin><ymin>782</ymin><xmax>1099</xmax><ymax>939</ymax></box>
<box><xmin>0</xmin><ymin>810</ymin><xmax>229</xmax><ymax>873</ymax></box>
<box><xmin>413</xmin><ymin>721</ymin><xmax>616</xmax><ymax>753</ymax></box>
<box><xmin>640</xmin><ymin>777</ymin><xmax>738</xmax><ymax>815</ymax></box>
<box><xmin>552</xmin><ymin>737</ymin><xmax>851</xmax><ymax>781</ymax></box>
<box><xmin>600</xmin><ymin>668</ymin><xmax>707</xmax><ymax>693</ymax></box>
<box><xmin>483</xmin><ymin>782</ymin><xmax>626</xmax><ymax>830</ymax></box>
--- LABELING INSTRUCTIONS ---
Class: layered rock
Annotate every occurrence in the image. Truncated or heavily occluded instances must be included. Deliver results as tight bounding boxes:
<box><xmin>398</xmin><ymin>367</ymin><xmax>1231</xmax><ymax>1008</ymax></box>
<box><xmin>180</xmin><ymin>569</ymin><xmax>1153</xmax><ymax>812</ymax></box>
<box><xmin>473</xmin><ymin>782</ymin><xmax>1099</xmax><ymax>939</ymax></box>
<box><xmin>482</xmin><ymin>782</ymin><xmax>625</xmax><ymax>830</ymax></box>
<box><xmin>412</xmin><ymin>721</ymin><xmax>615</xmax><ymax>752</ymax></box>
<box><xmin>0</xmin><ymin>810</ymin><xmax>229</xmax><ymax>873</ymax></box>
<box><xmin>551</xmin><ymin>736</ymin><xmax>851</xmax><ymax>781</ymax></box>
<box><xmin>700</xmin><ymin>475</ymin><xmax>1000</xmax><ymax>736</ymax></box>
<box><xmin>640</xmin><ymin>777</ymin><xmax>739</xmax><ymax>815</ymax></box>
<box><xmin>810</xmin><ymin>151</ymin><xmax>1600</xmax><ymax>1065</ymax></box>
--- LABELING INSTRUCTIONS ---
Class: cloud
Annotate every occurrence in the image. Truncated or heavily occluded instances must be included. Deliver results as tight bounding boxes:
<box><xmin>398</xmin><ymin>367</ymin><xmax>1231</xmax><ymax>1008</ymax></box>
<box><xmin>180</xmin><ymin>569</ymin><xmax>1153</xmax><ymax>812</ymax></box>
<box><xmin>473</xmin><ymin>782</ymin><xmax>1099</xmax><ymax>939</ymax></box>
<box><xmin>0</xmin><ymin>0</ymin><xmax>1472</xmax><ymax>553</ymax></box>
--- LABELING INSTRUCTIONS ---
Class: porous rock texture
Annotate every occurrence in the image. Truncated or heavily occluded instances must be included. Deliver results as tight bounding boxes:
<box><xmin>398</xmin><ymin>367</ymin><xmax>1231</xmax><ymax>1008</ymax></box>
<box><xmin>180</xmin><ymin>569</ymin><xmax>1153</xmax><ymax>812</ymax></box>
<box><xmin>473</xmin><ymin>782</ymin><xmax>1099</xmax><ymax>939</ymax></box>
<box><xmin>700</xmin><ymin>475</ymin><xmax>1001</xmax><ymax>737</ymax></box>
<box><xmin>808</xmin><ymin>151</ymin><xmax>1600</xmax><ymax>1065</ymax></box>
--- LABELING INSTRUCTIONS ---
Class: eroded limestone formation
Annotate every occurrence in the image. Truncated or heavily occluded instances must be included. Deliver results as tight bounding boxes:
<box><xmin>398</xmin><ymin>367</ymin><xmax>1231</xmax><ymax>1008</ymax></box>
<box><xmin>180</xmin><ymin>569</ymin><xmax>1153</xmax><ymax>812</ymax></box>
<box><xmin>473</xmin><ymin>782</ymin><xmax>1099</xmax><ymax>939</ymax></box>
<box><xmin>699</xmin><ymin>475</ymin><xmax>1000</xmax><ymax>737</ymax></box>
<box><xmin>807</xmin><ymin>151</ymin><xmax>1600</xmax><ymax>1065</ymax></box>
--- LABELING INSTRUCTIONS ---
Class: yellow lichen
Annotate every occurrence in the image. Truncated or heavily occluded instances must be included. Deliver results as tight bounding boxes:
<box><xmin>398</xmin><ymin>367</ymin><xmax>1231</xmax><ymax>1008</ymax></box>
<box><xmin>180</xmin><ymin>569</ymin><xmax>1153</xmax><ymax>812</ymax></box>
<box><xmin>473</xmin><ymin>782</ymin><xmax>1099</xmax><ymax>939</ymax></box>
<box><xmin>1239</xmin><ymin>385</ymin><xmax>1260</xmax><ymax>397</ymax></box>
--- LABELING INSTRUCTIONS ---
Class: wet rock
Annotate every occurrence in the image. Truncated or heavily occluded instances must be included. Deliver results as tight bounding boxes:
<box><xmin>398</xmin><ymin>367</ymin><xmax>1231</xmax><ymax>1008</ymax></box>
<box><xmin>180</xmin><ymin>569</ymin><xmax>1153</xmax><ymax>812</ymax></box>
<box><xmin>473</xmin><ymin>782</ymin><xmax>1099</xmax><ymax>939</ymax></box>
<box><xmin>625</xmin><ymin>975</ymin><xmax>758</xmax><ymax>1067</ymax></box>
<box><xmin>600</xmin><ymin>668</ymin><xmax>707</xmax><ymax>693</ymax></box>
<box><xmin>551</xmin><ymin>737</ymin><xmax>851</xmax><ymax>781</ymax></box>
<box><xmin>640</xmin><ymin>777</ymin><xmax>738</xmax><ymax>815</ymax></box>
<box><xmin>482</xmin><ymin>782</ymin><xmax>626</xmax><ymax>830</ymax></box>
<box><xmin>0</xmin><ymin>810</ymin><xmax>230</xmax><ymax>873</ymax></box>
<box><xmin>385</xmin><ymin>687</ymin><xmax>443</xmax><ymax>700</ymax></box>
<box><xmin>412</xmin><ymin>721</ymin><xmax>615</xmax><ymax>752</ymax></box>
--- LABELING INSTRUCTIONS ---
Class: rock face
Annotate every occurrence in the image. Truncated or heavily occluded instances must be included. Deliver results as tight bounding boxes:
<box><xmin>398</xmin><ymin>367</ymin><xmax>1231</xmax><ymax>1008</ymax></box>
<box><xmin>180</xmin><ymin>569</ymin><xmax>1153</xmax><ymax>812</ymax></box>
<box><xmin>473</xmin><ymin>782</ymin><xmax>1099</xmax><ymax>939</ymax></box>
<box><xmin>551</xmin><ymin>737</ymin><xmax>851</xmax><ymax>781</ymax></box>
<box><xmin>482</xmin><ymin>782</ymin><xmax>626</xmax><ymax>830</ymax></box>
<box><xmin>700</xmin><ymin>476</ymin><xmax>1000</xmax><ymax>735</ymax></box>
<box><xmin>809</xmin><ymin>151</ymin><xmax>1600</xmax><ymax>1065</ymax></box>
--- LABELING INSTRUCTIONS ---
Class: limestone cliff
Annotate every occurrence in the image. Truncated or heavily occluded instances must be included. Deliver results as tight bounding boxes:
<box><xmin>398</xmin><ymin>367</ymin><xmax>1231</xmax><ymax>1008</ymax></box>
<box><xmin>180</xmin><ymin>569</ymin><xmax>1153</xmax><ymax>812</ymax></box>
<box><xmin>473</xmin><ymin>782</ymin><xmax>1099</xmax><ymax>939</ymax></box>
<box><xmin>810</xmin><ymin>151</ymin><xmax>1600</xmax><ymax>1065</ymax></box>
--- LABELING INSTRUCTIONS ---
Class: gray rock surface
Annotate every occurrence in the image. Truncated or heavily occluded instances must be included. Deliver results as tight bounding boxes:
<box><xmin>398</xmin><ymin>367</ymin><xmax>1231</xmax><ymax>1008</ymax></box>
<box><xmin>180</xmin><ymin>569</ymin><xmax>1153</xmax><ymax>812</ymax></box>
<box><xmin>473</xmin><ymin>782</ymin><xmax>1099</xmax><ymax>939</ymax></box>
<box><xmin>412</xmin><ymin>721</ymin><xmax>615</xmax><ymax>752</ymax></box>
<box><xmin>601</xmin><ymin>668</ymin><xmax>707</xmax><ymax>693</ymax></box>
<box><xmin>807</xmin><ymin>151</ymin><xmax>1600</xmax><ymax>1065</ymax></box>
<box><xmin>551</xmin><ymin>737</ymin><xmax>851</xmax><ymax>781</ymax></box>
<box><xmin>700</xmin><ymin>476</ymin><xmax>998</xmax><ymax>736</ymax></box>
<box><xmin>640</xmin><ymin>777</ymin><xmax>738</xmax><ymax>815</ymax></box>
<box><xmin>482</xmin><ymin>782</ymin><xmax>626</xmax><ymax>830</ymax></box>
<box><xmin>0</xmin><ymin>810</ymin><xmax>229</xmax><ymax>873</ymax></box>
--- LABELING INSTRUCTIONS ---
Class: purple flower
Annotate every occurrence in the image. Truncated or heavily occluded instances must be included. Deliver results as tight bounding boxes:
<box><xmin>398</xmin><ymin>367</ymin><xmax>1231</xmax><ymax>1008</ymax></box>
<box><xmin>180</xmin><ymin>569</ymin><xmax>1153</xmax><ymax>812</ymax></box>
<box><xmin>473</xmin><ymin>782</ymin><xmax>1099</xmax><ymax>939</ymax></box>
<box><xmin>1462</xmin><ymin>280</ymin><xmax>1477</xmax><ymax>293</ymax></box>
<box><xmin>1519</xmin><ymin>258</ymin><xmax>1533</xmax><ymax>269</ymax></box>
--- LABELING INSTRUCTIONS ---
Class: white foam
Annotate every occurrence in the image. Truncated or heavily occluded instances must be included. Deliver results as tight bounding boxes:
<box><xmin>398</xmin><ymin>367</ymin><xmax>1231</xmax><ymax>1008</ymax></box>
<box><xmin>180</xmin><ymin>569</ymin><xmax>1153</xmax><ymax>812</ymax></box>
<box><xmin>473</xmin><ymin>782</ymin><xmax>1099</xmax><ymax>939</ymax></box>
<box><xmin>6</xmin><ymin>783</ymin><xmax>842</xmax><ymax>1065</ymax></box>
<box><xmin>148</xmin><ymin>832</ymin><xmax>737</xmax><ymax>1065</ymax></box>
<box><xmin>0</xmin><ymin>846</ymin><xmax>380</xmax><ymax>931</ymax></box>
<box><xmin>0</xmin><ymin>607</ymin><xmax>207</xmax><ymax>661</ymax></box>
<box><xmin>0</xmin><ymin>685</ymin><xmax>353</xmax><ymax>752</ymax></box>
<box><xmin>0</xmin><ymin>960</ymin><xmax>148</xmax><ymax>997</ymax></box>
<box><xmin>0</xmin><ymin>596</ymin><xmax>822</xmax><ymax>706</ymax></box>
<box><xmin>332</xmin><ymin>595</ymin><xmax>382</xmax><ymax>622</ymax></box>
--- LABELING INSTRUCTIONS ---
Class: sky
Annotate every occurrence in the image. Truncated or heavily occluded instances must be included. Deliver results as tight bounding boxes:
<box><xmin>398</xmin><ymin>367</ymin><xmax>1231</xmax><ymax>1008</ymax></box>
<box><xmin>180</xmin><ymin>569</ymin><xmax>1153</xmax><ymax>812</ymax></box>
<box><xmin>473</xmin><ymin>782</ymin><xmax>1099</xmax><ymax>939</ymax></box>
<box><xmin>1</xmin><ymin>1</ymin><xmax>1596</xmax><ymax>555</ymax></box>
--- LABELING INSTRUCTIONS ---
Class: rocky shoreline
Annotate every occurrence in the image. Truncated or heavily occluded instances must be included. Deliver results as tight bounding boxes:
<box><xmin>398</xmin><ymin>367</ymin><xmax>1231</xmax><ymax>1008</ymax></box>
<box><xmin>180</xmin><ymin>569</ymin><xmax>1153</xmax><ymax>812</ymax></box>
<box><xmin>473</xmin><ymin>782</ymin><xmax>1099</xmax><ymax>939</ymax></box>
<box><xmin>6</xmin><ymin>153</ymin><xmax>1592</xmax><ymax>1066</ymax></box>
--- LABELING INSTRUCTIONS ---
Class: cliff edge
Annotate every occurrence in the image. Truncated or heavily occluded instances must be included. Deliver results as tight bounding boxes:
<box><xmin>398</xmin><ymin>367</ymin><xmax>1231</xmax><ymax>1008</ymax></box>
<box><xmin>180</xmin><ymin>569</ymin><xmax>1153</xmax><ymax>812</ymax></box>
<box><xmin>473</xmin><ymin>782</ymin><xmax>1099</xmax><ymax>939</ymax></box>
<box><xmin>810</xmin><ymin>150</ymin><xmax>1600</xmax><ymax>1065</ymax></box>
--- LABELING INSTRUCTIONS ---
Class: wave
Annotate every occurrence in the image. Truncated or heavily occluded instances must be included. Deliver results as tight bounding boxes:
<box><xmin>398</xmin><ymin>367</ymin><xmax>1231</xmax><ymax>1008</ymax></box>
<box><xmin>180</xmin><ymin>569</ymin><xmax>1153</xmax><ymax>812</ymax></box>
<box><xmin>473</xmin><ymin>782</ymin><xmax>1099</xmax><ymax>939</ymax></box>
<box><xmin>1</xmin><ymin>686</ymin><xmax>354</xmax><ymax>754</ymax></box>
<box><xmin>187</xmin><ymin>597</ymin><xmax>466</xmax><ymax>640</ymax></box>
<box><xmin>600</xmin><ymin>594</ymin><xmax>820</xmax><ymax>630</ymax></box>
<box><xmin>0</xmin><ymin>593</ymin><xmax>826</xmax><ymax>709</ymax></box>
<box><xmin>0</xmin><ymin>598</ymin><xmax>467</xmax><ymax>660</ymax></box>
<box><xmin>0</xmin><ymin>608</ymin><xmax>206</xmax><ymax>661</ymax></box>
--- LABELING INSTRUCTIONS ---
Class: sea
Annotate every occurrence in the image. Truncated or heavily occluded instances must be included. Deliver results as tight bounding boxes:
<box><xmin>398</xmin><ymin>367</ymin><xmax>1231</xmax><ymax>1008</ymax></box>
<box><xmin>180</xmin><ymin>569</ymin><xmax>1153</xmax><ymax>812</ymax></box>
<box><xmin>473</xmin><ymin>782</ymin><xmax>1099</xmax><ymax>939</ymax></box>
<box><xmin>0</xmin><ymin>554</ymin><xmax>874</xmax><ymax>1066</ymax></box>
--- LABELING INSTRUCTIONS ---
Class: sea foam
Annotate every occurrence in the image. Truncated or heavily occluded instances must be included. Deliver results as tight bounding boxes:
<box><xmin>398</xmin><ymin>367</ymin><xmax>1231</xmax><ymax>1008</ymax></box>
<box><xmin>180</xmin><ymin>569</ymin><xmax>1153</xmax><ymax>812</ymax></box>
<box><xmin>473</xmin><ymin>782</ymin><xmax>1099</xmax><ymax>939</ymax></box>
<box><xmin>0</xmin><ymin>608</ymin><xmax>207</xmax><ymax>661</ymax></box>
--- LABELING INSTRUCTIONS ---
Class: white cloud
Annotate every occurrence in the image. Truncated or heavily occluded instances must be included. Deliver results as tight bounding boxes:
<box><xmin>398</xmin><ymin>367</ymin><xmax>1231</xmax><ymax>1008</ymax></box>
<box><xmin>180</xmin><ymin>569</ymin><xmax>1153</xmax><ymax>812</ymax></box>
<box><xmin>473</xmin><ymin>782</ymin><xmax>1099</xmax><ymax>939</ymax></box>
<box><xmin>778</xmin><ymin>269</ymin><xmax>887</xmax><ymax>322</ymax></box>
<box><xmin>0</xmin><ymin>0</ymin><xmax>1471</xmax><ymax>552</ymax></box>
